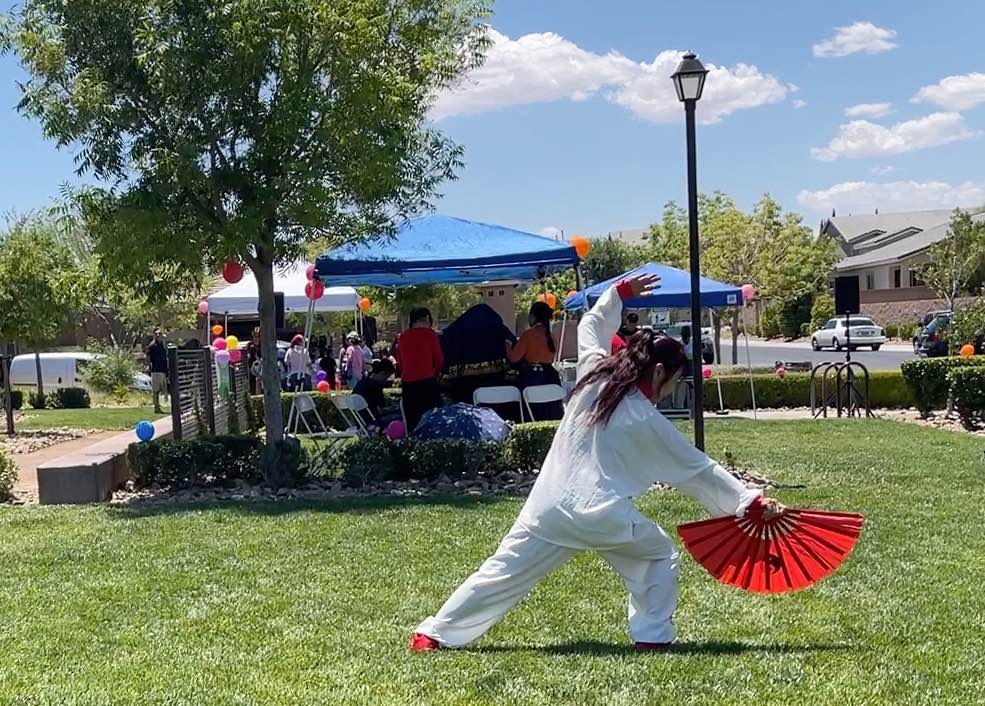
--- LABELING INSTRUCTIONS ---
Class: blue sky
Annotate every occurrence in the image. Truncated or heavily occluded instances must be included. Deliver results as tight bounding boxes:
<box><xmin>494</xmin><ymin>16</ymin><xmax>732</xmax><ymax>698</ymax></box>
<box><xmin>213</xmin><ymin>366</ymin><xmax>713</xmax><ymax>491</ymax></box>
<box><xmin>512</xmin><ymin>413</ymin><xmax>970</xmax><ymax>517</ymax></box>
<box><xmin>2</xmin><ymin>0</ymin><xmax>985</xmax><ymax>237</ymax></box>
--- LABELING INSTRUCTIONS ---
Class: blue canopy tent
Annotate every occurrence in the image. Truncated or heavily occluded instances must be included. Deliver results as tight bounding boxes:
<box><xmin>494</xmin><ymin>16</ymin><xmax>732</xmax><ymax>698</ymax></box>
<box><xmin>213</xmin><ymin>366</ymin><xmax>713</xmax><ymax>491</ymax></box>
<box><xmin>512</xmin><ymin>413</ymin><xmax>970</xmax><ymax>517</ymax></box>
<box><xmin>315</xmin><ymin>214</ymin><xmax>580</xmax><ymax>287</ymax></box>
<box><xmin>564</xmin><ymin>262</ymin><xmax>741</xmax><ymax>311</ymax></box>
<box><xmin>564</xmin><ymin>261</ymin><xmax>757</xmax><ymax>419</ymax></box>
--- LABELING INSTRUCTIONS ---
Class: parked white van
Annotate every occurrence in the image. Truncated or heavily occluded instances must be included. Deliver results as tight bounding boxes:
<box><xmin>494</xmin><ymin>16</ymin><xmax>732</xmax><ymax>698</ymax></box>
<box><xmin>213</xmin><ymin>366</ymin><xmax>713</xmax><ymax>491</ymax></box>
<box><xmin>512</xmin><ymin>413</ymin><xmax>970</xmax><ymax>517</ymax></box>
<box><xmin>8</xmin><ymin>352</ymin><xmax>152</xmax><ymax>391</ymax></box>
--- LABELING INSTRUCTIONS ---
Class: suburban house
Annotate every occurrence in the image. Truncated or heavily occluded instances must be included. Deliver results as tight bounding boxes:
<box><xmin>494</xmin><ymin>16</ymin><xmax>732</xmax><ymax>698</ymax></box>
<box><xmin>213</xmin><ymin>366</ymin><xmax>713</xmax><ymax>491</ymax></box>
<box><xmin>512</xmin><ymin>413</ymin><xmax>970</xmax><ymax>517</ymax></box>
<box><xmin>821</xmin><ymin>208</ymin><xmax>985</xmax><ymax>323</ymax></box>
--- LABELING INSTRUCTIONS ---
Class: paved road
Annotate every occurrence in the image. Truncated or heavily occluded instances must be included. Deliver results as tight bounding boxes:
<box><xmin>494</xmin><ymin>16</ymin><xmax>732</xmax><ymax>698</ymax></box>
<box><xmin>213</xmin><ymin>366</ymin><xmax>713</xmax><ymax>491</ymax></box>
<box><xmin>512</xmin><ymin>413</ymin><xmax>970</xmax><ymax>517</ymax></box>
<box><xmin>714</xmin><ymin>340</ymin><xmax>915</xmax><ymax>371</ymax></box>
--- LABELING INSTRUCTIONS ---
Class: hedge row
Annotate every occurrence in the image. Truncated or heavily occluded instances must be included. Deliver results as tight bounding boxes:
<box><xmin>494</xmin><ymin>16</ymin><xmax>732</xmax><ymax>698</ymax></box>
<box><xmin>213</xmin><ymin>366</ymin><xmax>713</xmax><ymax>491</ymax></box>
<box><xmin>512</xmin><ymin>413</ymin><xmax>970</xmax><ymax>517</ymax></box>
<box><xmin>949</xmin><ymin>366</ymin><xmax>985</xmax><ymax>431</ymax></box>
<box><xmin>704</xmin><ymin>371</ymin><xmax>914</xmax><ymax>411</ymax></box>
<box><xmin>900</xmin><ymin>356</ymin><xmax>985</xmax><ymax>416</ymax></box>
<box><xmin>127</xmin><ymin>423</ymin><xmax>563</xmax><ymax>490</ymax></box>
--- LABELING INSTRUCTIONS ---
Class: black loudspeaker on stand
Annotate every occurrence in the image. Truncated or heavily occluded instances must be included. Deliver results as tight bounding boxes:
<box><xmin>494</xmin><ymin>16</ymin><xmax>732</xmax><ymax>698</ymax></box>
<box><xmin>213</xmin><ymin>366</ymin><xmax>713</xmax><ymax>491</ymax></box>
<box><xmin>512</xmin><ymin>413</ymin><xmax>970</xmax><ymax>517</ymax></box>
<box><xmin>274</xmin><ymin>292</ymin><xmax>285</xmax><ymax>330</ymax></box>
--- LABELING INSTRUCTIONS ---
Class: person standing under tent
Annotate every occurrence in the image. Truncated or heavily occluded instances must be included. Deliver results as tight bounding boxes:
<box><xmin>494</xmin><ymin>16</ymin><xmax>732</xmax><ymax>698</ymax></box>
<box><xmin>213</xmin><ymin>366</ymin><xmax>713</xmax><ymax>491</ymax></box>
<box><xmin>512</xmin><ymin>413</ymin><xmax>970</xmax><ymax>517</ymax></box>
<box><xmin>361</xmin><ymin>338</ymin><xmax>374</xmax><ymax>368</ymax></box>
<box><xmin>284</xmin><ymin>334</ymin><xmax>310</xmax><ymax>391</ymax></box>
<box><xmin>505</xmin><ymin>301</ymin><xmax>564</xmax><ymax>420</ymax></box>
<box><xmin>611</xmin><ymin>312</ymin><xmax>639</xmax><ymax>354</ymax></box>
<box><xmin>411</xmin><ymin>274</ymin><xmax>784</xmax><ymax>652</ymax></box>
<box><xmin>146</xmin><ymin>329</ymin><xmax>169</xmax><ymax>414</ymax></box>
<box><xmin>680</xmin><ymin>325</ymin><xmax>694</xmax><ymax>362</ymax></box>
<box><xmin>341</xmin><ymin>333</ymin><xmax>365</xmax><ymax>390</ymax></box>
<box><xmin>317</xmin><ymin>346</ymin><xmax>337</xmax><ymax>392</ymax></box>
<box><xmin>397</xmin><ymin>307</ymin><xmax>444</xmax><ymax>433</ymax></box>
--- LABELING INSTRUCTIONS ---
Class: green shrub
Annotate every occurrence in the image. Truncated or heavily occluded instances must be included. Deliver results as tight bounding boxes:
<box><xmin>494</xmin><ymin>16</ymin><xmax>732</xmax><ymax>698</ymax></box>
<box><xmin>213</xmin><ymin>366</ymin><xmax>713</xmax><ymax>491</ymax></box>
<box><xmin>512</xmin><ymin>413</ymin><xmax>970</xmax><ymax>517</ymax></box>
<box><xmin>49</xmin><ymin>387</ymin><xmax>91</xmax><ymax>409</ymax></box>
<box><xmin>758</xmin><ymin>303</ymin><xmax>781</xmax><ymax>339</ymax></box>
<box><xmin>404</xmin><ymin>439</ymin><xmax>506</xmax><ymax>480</ymax></box>
<box><xmin>82</xmin><ymin>347</ymin><xmax>138</xmax><ymax>404</ymax></box>
<box><xmin>949</xmin><ymin>367</ymin><xmax>985</xmax><ymax>430</ymax></box>
<box><xmin>703</xmin><ymin>370</ymin><xmax>914</xmax><ymax>410</ymax></box>
<box><xmin>0</xmin><ymin>445</ymin><xmax>16</xmax><ymax>502</ymax></box>
<box><xmin>127</xmin><ymin>434</ymin><xmax>264</xmax><ymax>489</ymax></box>
<box><xmin>336</xmin><ymin>436</ymin><xmax>397</xmax><ymax>487</ymax></box>
<box><xmin>260</xmin><ymin>437</ymin><xmax>308</xmax><ymax>487</ymax></box>
<box><xmin>900</xmin><ymin>357</ymin><xmax>985</xmax><ymax>416</ymax></box>
<box><xmin>810</xmin><ymin>292</ymin><xmax>835</xmax><ymax>333</ymax></box>
<box><xmin>28</xmin><ymin>391</ymin><xmax>47</xmax><ymax>409</ymax></box>
<box><xmin>504</xmin><ymin>421</ymin><xmax>558</xmax><ymax>471</ymax></box>
<box><xmin>884</xmin><ymin>323</ymin><xmax>899</xmax><ymax>339</ymax></box>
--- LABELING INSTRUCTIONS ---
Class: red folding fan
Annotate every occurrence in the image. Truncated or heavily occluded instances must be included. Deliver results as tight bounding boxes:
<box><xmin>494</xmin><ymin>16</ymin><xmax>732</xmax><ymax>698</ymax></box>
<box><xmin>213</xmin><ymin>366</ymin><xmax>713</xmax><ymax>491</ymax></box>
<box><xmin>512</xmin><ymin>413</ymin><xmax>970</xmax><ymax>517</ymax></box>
<box><xmin>677</xmin><ymin>499</ymin><xmax>863</xmax><ymax>594</ymax></box>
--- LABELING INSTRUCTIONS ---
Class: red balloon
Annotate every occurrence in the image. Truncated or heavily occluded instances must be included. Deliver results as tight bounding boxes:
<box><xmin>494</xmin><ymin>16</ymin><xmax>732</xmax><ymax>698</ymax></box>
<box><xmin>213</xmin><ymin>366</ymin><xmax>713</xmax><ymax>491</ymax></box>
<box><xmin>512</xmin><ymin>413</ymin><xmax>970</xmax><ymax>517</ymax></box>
<box><xmin>305</xmin><ymin>280</ymin><xmax>325</xmax><ymax>301</ymax></box>
<box><xmin>222</xmin><ymin>260</ymin><xmax>245</xmax><ymax>284</ymax></box>
<box><xmin>702</xmin><ymin>365</ymin><xmax>713</xmax><ymax>380</ymax></box>
<box><xmin>775</xmin><ymin>366</ymin><xmax>787</xmax><ymax>379</ymax></box>
<box><xmin>316</xmin><ymin>380</ymin><xmax>330</xmax><ymax>394</ymax></box>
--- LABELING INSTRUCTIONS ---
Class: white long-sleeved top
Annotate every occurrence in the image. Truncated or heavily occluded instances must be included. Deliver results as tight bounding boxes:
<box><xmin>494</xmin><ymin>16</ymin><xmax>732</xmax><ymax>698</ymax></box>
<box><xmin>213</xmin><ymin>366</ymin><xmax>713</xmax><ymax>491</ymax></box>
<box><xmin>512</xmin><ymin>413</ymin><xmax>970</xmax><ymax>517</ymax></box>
<box><xmin>516</xmin><ymin>284</ymin><xmax>761</xmax><ymax>550</ymax></box>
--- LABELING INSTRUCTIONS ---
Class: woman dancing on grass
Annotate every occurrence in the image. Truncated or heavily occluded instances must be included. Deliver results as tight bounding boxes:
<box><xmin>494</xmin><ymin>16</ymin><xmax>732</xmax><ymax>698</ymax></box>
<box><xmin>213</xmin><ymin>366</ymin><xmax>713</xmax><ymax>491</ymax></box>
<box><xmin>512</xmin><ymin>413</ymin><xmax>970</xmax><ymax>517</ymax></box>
<box><xmin>412</xmin><ymin>274</ymin><xmax>783</xmax><ymax>652</ymax></box>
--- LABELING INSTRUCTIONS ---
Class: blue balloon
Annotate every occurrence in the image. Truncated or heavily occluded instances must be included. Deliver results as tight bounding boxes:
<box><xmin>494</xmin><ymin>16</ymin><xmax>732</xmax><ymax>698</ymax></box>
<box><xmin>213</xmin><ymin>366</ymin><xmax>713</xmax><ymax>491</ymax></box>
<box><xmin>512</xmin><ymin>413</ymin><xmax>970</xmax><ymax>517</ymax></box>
<box><xmin>135</xmin><ymin>421</ymin><xmax>155</xmax><ymax>442</ymax></box>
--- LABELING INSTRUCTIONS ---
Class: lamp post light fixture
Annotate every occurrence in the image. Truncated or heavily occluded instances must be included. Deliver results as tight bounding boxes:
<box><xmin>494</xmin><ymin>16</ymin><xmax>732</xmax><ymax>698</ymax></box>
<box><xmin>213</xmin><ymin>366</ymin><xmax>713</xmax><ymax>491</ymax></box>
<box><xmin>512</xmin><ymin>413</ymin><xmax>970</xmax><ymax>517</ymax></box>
<box><xmin>671</xmin><ymin>51</ymin><xmax>709</xmax><ymax>451</ymax></box>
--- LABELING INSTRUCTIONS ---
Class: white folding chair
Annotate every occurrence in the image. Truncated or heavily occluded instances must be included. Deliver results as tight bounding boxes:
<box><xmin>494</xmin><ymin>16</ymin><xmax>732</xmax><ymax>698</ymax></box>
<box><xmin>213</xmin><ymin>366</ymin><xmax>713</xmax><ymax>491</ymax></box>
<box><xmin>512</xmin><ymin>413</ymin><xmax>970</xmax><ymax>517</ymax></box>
<box><xmin>522</xmin><ymin>384</ymin><xmax>565</xmax><ymax>421</ymax></box>
<box><xmin>331</xmin><ymin>393</ymin><xmax>375</xmax><ymax>437</ymax></box>
<box><xmin>285</xmin><ymin>392</ymin><xmax>359</xmax><ymax>473</ymax></box>
<box><xmin>473</xmin><ymin>386</ymin><xmax>524</xmax><ymax>422</ymax></box>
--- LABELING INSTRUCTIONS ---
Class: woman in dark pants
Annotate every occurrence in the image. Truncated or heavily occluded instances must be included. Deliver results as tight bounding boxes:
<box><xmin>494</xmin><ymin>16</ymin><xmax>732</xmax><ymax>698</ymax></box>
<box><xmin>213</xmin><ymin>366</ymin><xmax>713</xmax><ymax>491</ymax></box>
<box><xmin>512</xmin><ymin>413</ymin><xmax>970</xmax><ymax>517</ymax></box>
<box><xmin>506</xmin><ymin>301</ymin><xmax>564</xmax><ymax>420</ymax></box>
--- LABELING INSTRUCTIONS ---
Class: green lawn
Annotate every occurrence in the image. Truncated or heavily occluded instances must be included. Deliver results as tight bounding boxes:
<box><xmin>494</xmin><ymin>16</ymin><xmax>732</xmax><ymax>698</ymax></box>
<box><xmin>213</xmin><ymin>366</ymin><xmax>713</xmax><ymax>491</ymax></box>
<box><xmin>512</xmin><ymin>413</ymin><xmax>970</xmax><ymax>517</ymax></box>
<box><xmin>1</xmin><ymin>419</ymin><xmax>983</xmax><ymax>705</ymax></box>
<box><xmin>14</xmin><ymin>405</ymin><xmax>164</xmax><ymax>431</ymax></box>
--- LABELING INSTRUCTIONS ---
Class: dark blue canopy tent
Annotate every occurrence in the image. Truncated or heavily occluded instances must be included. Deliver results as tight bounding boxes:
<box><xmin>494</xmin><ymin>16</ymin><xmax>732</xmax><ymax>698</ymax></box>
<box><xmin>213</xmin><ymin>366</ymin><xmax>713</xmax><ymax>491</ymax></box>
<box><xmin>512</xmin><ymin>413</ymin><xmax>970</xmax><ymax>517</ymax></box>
<box><xmin>564</xmin><ymin>262</ymin><xmax>742</xmax><ymax>311</ymax></box>
<box><xmin>315</xmin><ymin>214</ymin><xmax>580</xmax><ymax>287</ymax></box>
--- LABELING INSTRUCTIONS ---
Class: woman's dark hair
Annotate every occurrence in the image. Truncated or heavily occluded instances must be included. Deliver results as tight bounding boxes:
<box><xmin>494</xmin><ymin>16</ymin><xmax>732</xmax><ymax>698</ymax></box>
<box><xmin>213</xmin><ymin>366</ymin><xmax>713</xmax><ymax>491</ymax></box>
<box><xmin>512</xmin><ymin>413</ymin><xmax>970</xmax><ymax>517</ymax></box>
<box><xmin>571</xmin><ymin>331</ymin><xmax>688</xmax><ymax>427</ymax></box>
<box><xmin>529</xmin><ymin>301</ymin><xmax>556</xmax><ymax>353</ymax></box>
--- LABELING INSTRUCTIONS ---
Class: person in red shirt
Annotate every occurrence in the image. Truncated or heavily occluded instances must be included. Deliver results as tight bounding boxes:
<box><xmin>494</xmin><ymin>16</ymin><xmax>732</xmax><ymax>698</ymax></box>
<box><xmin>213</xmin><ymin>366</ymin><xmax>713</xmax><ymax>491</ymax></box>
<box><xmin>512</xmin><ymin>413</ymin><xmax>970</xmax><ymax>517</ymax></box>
<box><xmin>611</xmin><ymin>312</ymin><xmax>640</xmax><ymax>353</ymax></box>
<box><xmin>397</xmin><ymin>307</ymin><xmax>445</xmax><ymax>433</ymax></box>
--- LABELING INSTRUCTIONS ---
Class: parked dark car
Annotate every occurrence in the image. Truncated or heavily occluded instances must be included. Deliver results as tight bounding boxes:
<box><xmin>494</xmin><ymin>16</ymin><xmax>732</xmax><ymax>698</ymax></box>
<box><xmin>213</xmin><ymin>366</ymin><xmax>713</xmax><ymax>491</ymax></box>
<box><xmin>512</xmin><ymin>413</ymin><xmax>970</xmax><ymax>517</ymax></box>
<box><xmin>661</xmin><ymin>323</ymin><xmax>716</xmax><ymax>364</ymax></box>
<box><xmin>913</xmin><ymin>310</ymin><xmax>952</xmax><ymax>353</ymax></box>
<box><xmin>914</xmin><ymin>313</ymin><xmax>952</xmax><ymax>357</ymax></box>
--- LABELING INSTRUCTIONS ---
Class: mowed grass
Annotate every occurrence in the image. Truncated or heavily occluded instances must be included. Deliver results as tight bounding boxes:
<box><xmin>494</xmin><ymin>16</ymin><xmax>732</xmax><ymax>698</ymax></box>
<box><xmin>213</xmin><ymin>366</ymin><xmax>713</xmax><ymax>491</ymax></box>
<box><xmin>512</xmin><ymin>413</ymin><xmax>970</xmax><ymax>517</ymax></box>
<box><xmin>1</xmin><ymin>419</ymin><xmax>984</xmax><ymax>705</ymax></box>
<box><xmin>14</xmin><ymin>405</ymin><xmax>164</xmax><ymax>431</ymax></box>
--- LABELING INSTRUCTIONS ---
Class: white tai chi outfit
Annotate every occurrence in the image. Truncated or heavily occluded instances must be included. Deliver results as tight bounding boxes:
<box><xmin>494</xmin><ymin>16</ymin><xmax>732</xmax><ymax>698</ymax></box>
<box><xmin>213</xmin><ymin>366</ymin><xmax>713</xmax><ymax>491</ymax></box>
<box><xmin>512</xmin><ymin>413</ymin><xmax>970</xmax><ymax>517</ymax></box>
<box><xmin>416</xmin><ymin>284</ymin><xmax>762</xmax><ymax>647</ymax></box>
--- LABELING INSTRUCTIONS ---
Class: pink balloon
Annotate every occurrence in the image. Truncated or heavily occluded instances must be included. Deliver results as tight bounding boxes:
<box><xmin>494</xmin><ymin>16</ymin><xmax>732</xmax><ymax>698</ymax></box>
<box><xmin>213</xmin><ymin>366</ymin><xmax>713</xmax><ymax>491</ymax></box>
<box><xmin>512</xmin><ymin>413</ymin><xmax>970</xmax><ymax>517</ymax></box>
<box><xmin>229</xmin><ymin>348</ymin><xmax>242</xmax><ymax>364</ymax></box>
<box><xmin>305</xmin><ymin>263</ymin><xmax>316</xmax><ymax>281</ymax></box>
<box><xmin>386</xmin><ymin>420</ymin><xmax>407</xmax><ymax>440</ymax></box>
<box><xmin>198</xmin><ymin>300</ymin><xmax>209</xmax><ymax>315</ymax></box>
<box><xmin>741</xmin><ymin>284</ymin><xmax>756</xmax><ymax>304</ymax></box>
<box><xmin>702</xmin><ymin>365</ymin><xmax>713</xmax><ymax>380</ymax></box>
<box><xmin>316</xmin><ymin>380</ymin><xmax>330</xmax><ymax>394</ymax></box>
<box><xmin>775</xmin><ymin>366</ymin><xmax>787</xmax><ymax>379</ymax></box>
<box><xmin>305</xmin><ymin>280</ymin><xmax>325</xmax><ymax>301</ymax></box>
<box><xmin>213</xmin><ymin>337</ymin><xmax>227</xmax><ymax>351</ymax></box>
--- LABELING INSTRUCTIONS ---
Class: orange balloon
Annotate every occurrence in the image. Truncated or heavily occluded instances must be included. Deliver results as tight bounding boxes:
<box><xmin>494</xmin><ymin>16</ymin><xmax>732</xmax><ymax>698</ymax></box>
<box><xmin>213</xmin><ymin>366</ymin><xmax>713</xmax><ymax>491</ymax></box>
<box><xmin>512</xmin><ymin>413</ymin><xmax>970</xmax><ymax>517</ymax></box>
<box><xmin>211</xmin><ymin>324</ymin><xmax>224</xmax><ymax>336</ymax></box>
<box><xmin>545</xmin><ymin>293</ymin><xmax>557</xmax><ymax>309</ymax></box>
<box><xmin>570</xmin><ymin>235</ymin><xmax>591</xmax><ymax>258</ymax></box>
<box><xmin>960</xmin><ymin>344</ymin><xmax>975</xmax><ymax>359</ymax></box>
<box><xmin>359</xmin><ymin>297</ymin><xmax>371</xmax><ymax>313</ymax></box>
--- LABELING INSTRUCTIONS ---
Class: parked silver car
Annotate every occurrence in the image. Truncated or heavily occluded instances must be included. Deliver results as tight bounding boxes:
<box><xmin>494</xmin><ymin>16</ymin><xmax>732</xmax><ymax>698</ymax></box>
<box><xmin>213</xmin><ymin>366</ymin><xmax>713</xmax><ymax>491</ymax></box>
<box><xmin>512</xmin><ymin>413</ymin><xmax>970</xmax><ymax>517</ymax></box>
<box><xmin>810</xmin><ymin>317</ymin><xmax>886</xmax><ymax>352</ymax></box>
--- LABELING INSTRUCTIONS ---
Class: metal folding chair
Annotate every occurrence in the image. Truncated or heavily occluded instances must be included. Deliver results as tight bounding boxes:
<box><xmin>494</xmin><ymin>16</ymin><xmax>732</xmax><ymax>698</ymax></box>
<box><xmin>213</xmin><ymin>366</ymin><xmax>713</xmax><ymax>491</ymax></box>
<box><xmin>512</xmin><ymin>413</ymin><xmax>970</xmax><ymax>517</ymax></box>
<box><xmin>522</xmin><ymin>384</ymin><xmax>565</xmax><ymax>421</ymax></box>
<box><xmin>473</xmin><ymin>385</ymin><xmax>524</xmax><ymax>422</ymax></box>
<box><xmin>331</xmin><ymin>393</ymin><xmax>375</xmax><ymax>437</ymax></box>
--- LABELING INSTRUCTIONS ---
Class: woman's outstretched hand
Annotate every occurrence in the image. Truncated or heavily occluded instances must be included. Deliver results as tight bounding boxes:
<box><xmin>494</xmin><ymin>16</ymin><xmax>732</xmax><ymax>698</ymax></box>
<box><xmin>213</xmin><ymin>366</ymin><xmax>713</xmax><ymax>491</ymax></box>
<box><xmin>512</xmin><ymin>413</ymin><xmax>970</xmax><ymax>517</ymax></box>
<box><xmin>622</xmin><ymin>274</ymin><xmax>661</xmax><ymax>299</ymax></box>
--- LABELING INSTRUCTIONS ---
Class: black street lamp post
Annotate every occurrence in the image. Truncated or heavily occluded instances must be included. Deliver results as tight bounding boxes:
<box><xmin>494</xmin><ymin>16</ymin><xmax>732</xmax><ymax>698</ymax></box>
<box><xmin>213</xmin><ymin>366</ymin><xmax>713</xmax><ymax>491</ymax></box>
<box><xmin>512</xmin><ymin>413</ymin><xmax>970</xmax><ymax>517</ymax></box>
<box><xmin>671</xmin><ymin>51</ymin><xmax>709</xmax><ymax>450</ymax></box>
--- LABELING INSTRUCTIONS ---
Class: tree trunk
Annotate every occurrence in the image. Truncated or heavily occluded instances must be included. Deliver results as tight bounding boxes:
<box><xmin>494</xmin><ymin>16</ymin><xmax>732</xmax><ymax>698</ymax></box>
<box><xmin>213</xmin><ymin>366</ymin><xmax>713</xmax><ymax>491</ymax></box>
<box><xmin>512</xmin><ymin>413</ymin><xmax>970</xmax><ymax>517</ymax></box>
<box><xmin>255</xmin><ymin>259</ymin><xmax>284</xmax><ymax>444</ymax></box>
<box><xmin>731</xmin><ymin>310</ymin><xmax>740</xmax><ymax>366</ymax></box>
<box><xmin>712</xmin><ymin>311</ymin><xmax>722</xmax><ymax>365</ymax></box>
<box><xmin>34</xmin><ymin>349</ymin><xmax>44</xmax><ymax>401</ymax></box>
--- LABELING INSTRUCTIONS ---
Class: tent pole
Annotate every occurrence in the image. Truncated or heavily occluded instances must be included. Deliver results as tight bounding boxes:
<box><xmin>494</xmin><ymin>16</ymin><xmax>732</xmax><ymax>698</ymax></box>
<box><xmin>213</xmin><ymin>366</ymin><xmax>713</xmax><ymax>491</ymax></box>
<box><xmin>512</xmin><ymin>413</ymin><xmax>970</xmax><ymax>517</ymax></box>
<box><xmin>711</xmin><ymin>315</ymin><xmax>727</xmax><ymax>415</ymax></box>
<box><xmin>743</xmin><ymin>325</ymin><xmax>757</xmax><ymax>420</ymax></box>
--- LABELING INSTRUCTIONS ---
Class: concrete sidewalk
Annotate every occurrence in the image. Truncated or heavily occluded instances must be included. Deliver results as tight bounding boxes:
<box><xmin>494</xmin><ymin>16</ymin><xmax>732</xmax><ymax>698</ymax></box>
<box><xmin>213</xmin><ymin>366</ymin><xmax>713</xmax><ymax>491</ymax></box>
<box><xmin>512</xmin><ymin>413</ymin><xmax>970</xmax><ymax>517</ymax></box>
<box><xmin>12</xmin><ymin>431</ymin><xmax>119</xmax><ymax>501</ymax></box>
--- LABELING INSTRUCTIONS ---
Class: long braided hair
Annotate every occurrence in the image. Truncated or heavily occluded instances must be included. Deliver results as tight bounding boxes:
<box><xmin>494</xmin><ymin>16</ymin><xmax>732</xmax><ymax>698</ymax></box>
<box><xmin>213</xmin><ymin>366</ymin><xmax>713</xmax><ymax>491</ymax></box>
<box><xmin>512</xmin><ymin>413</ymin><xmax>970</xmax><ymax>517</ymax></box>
<box><xmin>528</xmin><ymin>301</ymin><xmax>556</xmax><ymax>354</ymax></box>
<box><xmin>571</xmin><ymin>330</ymin><xmax>688</xmax><ymax>427</ymax></box>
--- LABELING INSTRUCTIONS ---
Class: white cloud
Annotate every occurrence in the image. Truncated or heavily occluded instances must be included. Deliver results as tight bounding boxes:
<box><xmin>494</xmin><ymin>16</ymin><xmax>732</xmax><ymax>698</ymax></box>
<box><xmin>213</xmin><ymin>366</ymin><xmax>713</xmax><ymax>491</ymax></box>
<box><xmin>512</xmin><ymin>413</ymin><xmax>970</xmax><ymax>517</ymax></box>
<box><xmin>913</xmin><ymin>72</ymin><xmax>985</xmax><ymax>111</ymax></box>
<box><xmin>810</xmin><ymin>112</ymin><xmax>979</xmax><ymax>161</ymax></box>
<box><xmin>870</xmin><ymin>165</ymin><xmax>894</xmax><ymax>175</ymax></box>
<box><xmin>539</xmin><ymin>226</ymin><xmax>564</xmax><ymax>240</ymax></box>
<box><xmin>793</xmin><ymin>99</ymin><xmax>808</xmax><ymax>109</ymax></box>
<box><xmin>844</xmin><ymin>102</ymin><xmax>892</xmax><ymax>118</ymax></box>
<box><xmin>813</xmin><ymin>21</ymin><xmax>898</xmax><ymax>58</ymax></box>
<box><xmin>433</xmin><ymin>31</ymin><xmax>791</xmax><ymax>125</ymax></box>
<box><xmin>797</xmin><ymin>180</ymin><xmax>985</xmax><ymax>213</ymax></box>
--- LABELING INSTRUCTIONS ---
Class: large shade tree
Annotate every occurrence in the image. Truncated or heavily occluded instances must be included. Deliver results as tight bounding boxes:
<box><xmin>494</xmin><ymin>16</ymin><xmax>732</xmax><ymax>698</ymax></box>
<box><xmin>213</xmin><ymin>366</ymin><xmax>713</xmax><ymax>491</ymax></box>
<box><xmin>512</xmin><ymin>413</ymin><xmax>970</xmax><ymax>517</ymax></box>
<box><xmin>4</xmin><ymin>0</ymin><xmax>490</xmax><ymax>456</ymax></box>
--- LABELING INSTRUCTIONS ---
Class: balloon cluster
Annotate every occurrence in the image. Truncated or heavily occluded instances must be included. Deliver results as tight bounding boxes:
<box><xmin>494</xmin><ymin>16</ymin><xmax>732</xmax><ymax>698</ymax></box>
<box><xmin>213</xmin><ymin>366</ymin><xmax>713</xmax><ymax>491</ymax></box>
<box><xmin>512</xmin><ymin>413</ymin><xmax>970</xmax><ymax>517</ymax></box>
<box><xmin>314</xmin><ymin>370</ymin><xmax>330</xmax><ymax>394</ymax></box>
<box><xmin>213</xmin><ymin>335</ymin><xmax>242</xmax><ymax>363</ymax></box>
<box><xmin>570</xmin><ymin>235</ymin><xmax>591</xmax><ymax>259</ymax></box>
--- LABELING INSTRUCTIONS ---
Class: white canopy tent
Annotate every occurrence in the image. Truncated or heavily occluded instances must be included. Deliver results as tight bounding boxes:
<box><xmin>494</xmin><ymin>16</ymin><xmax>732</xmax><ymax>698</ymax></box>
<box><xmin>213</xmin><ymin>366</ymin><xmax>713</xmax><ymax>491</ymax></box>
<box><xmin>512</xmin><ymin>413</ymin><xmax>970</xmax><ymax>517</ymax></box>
<box><xmin>208</xmin><ymin>262</ymin><xmax>360</xmax><ymax>316</ymax></box>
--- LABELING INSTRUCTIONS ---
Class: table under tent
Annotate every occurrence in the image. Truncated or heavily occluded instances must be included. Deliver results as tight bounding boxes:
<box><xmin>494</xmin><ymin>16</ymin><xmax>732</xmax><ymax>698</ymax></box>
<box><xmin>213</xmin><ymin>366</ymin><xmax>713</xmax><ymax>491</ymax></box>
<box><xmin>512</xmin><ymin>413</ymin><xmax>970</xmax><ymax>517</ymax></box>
<box><xmin>305</xmin><ymin>214</ymin><xmax>582</xmax><ymax>430</ymax></box>
<box><xmin>563</xmin><ymin>262</ymin><xmax>759</xmax><ymax>419</ymax></box>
